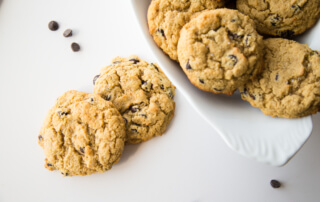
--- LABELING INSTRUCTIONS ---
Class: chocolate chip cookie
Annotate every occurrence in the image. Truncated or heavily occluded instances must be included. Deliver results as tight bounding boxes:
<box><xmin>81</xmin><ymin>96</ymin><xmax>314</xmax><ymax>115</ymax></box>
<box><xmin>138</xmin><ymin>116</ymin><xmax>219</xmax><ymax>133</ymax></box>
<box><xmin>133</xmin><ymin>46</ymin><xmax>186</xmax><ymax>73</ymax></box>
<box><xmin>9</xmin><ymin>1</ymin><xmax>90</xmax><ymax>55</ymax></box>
<box><xmin>38</xmin><ymin>90</ymin><xmax>126</xmax><ymax>176</ymax></box>
<box><xmin>93</xmin><ymin>56</ymin><xmax>175</xmax><ymax>144</ymax></box>
<box><xmin>239</xmin><ymin>38</ymin><xmax>320</xmax><ymax>118</ymax></box>
<box><xmin>147</xmin><ymin>0</ymin><xmax>225</xmax><ymax>61</ymax></box>
<box><xmin>177</xmin><ymin>9</ymin><xmax>264</xmax><ymax>95</ymax></box>
<box><xmin>237</xmin><ymin>0</ymin><xmax>320</xmax><ymax>37</ymax></box>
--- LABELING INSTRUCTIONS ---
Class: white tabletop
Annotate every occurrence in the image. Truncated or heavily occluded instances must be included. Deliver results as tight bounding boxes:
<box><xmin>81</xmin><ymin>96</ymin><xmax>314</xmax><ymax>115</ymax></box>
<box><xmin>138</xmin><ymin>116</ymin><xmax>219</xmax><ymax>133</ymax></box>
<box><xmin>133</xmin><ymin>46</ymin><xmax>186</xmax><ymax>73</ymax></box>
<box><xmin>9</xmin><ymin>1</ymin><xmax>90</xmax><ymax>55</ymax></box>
<box><xmin>0</xmin><ymin>1</ymin><xmax>319</xmax><ymax>202</ymax></box>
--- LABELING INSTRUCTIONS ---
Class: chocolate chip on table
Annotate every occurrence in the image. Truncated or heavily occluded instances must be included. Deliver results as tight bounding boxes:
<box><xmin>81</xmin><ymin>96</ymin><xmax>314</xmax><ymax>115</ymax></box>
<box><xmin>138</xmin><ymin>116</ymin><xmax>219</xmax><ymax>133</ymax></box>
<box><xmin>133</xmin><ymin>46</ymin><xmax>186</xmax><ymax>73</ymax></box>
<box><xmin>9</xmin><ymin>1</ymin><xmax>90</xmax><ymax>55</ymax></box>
<box><xmin>129</xmin><ymin>58</ymin><xmax>140</xmax><ymax>64</ymax></box>
<box><xmin>186</xmin><ymin>60</ymin><xmax>192</xmax><ymax>70</ymax></box>
<box><xmin>71</xmin><ymin>42</ymin><xmax>80</xmax><ymax>52</ymax></box>
<box><xmin>270</xmin><ymin>179</ymin><xmax>281</xmax><ymax>188</ymax></box>
<box><xmin>93</xmin><ymin>74</ymin><xmax>100</xmax><ymax>85</ymax></box>
<box><xmin>63</xmin><ymin>29</ymin><xmax>73</xmax><ymax>37</ymax></box>
<box><xmin>48</xmin><ymin>21</ymin><xmax>59</xmax><ymax>31</ymax></box>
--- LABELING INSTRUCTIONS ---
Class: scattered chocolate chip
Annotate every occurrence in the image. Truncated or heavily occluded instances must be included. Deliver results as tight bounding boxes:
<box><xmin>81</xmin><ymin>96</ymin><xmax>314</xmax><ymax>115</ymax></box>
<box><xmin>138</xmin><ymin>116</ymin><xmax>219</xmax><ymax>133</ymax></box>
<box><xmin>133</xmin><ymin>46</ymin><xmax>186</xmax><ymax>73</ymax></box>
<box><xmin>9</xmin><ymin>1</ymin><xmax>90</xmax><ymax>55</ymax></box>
<box><xmin>157</xmin><ymin>28</ymin><xmax>166</xmax><ymax>39</ymax></box>
<box><xmin>129</xmin><ymin>58</ymin><xmax>140</xmax><ymax>64</ymax></box>
<box><xmin>150</xmin><ymin>63</ymin><xmax>159</xmax><ymax>72</ymax></box>
<box><xmin>275</xmin><ymin>73</ymin><xmax>279</xmax><ymax>81</ymax></box>
<box><xmin>130</xmin><ymin>106</ymin><xmax>139</xmax><ymax>113</ymax></box>
<box><xmin>270</xmin><ymin>179</ymin><xmax>281</xmax><ymax>188</ymax></box>
<box><xmin>71</xmin><ymin>42</ymin><xmax>80</xmax><ymax>52</ymax></box>
<box><xmin>105</xmin><ymin>95</ymin><xmax>111</xmax><ymax>101</ymax></box>
<box><xmin>227</xmin><ymin>55</ymin><xmax>238</xmax><ymax>66</ymax></box>
<box><xmin>80</xmin><ymin>147</ymin><xmax>85</xmax><ymax>153</ymax></box>
<box><xmin>58</xmin><ymin>111</ymin><xmax>69</xmax><ymax>116</ymax></box>
<box><xmin>131</xmin><ymin>128</ymin><xmax>138</xmax><ymax>133</ymax></box>
<box><xmin>93</xmin><ymin>74</ymin><xmax>100</xmax><ymax>85</ymax></box>
<box><xmin>63</xmin><ymin>29</ymin><xmax>73</xmax><ymax>37</ymax></box>
<box><xmin>47</xmin><ymin>163</ymin><xmax>53</xmax><ymax>167</ymax></box>
<box><xmin>48</xmin><ymin>21</ymin><xmax>59</xmax><ymax>31</ymax></box>
<box><xmin>199</xmin><ymin>79</ymin><xmax>204</xmax><ymax>84</ymax></box>
<box><xmin>38</xmin><ymin>135</ymin><xmax>43</xmax><ymax>141</ymax></box>
<box><xmin>278</xmin><ymin>30</ymin><xmax>295</xmax><ymax>38</ymax></box>
<box><xmin>160</xmin><ymin>85</ymin><xmax>164</xmax><ymax>89</ymax></box>
<box><xmin>186</xmin><ymin>60</ymin><xmax>192</xmax><ymax>70</ymax></box>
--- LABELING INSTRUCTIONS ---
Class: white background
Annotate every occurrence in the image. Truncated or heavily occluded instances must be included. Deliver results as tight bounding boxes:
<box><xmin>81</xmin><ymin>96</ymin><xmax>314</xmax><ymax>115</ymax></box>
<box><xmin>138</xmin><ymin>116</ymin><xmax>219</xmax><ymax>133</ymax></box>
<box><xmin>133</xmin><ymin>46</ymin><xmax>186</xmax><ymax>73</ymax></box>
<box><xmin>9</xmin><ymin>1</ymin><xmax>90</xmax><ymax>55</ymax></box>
<box><xmin>0</xmin><ymin>1</ymin><xmax>320</xmax><ymax>201</ymax></box>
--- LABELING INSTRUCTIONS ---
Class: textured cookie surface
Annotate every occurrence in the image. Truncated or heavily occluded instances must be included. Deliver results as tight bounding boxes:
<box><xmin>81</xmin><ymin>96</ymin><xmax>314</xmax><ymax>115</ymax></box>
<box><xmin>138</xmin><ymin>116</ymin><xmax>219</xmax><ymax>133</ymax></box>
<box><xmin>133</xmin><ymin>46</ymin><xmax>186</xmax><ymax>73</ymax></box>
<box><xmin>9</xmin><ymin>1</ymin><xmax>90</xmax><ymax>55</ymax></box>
<box><xmin>147</xmin><ymin>0</ymin><xmax>225</xmax><ymax>61</ymax></box>
<box><xmin>178</xmin><ymin>9</ymin><xmax>264</xmax><ymax>95</ymax></box>
<box><xmin>38</xmin><ymin>90</ymin><xmax>126</xmax><ymax>176</ymax></box>
<box><xmin>237</xmin><ymin>0</ymin><xmax>320</xmax><ymax>37</ymax></box>
<box><xmin>94</xmin><ymin>56</ymin><xmax>175</xmax><ymax>144</ymax></box>
<box><xmin>239</xmin><ymin>38</ymin><xmax>320</xmax><ymax>118</ymax></box>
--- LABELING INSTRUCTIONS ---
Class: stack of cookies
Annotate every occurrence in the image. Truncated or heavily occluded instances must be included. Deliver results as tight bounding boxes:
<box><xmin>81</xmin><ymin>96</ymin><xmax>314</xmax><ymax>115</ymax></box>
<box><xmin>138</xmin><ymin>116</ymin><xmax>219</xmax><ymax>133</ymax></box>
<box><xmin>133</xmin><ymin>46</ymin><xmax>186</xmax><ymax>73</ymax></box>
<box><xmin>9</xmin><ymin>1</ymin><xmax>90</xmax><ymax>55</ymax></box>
<box><xmin>38</xmin><ymin>56</ymin><xmax>176</xmax><ymax>176</ymax></box>
<box><xmin>147</xmin><ymin>0</ymin><xmax>320</xmax><ymax>118</ymax></box>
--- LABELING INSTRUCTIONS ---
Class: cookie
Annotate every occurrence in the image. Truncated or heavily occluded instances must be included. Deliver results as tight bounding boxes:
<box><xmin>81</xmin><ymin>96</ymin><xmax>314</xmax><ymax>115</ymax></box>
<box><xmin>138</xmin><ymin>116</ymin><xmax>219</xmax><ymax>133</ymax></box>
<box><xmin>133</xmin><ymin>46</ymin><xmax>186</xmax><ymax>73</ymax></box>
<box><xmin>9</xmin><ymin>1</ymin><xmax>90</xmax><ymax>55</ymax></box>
<box><xmin>236</xmin><ymin>0</ymin><xmax>320</xmax><ymax>37</ymax></box>
<box><xmin>147</xmin><ymin>0</ymin><xmax>225</xmax><ymax>61</ymax></box>
<box><xmin>93</xmin><ymin>56</ymin><xmax>175</xmax><ymax>144</ymax></box>
<box><xmin>177</xmin><ymin>9</ymin><xmax>264</xmax><ymax>95</ymax></box>
<box><xmin>38</xmin><ymin>90</ymin><xmax>126</xmax><ymax>176</ymax></box>
<box><xmin>239</xmin><ymin>38</ymin><xmax>320</xmax><ymax>118</ymax></box>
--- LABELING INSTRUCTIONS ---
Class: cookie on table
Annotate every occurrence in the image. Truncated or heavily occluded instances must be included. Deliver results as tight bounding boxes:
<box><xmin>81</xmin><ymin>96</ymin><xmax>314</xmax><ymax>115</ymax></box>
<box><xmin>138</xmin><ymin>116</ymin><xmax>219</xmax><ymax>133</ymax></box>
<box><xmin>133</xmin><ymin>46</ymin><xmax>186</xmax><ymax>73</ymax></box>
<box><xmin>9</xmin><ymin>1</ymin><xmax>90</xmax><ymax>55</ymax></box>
<box><xmin>177</xmin><ymin>9</ymin><xmax>264</xmax><ymax>95</ymax></box>
<box><xmin>38</xmin><ymin>90</ymin><xmax>126</xmax><ymax>176</ymax></box>
<box><xmin>147</xmin><ymin>0</ymin><xmax>225</xmax><ymax>61</ymax></box>
<box><xmin>236</xmin><ymin>0</ymin><xmax>320</xmax><ymax>37</ymax></box>
<box><xmin>239</xmin><ymin>38</ymin><xmax>320</xmax><ymax>118</ymax></box>
<box><xmin>93</xmin><ymin>55</ymin><xmax>175</xmax><ymax>144</ymax></box>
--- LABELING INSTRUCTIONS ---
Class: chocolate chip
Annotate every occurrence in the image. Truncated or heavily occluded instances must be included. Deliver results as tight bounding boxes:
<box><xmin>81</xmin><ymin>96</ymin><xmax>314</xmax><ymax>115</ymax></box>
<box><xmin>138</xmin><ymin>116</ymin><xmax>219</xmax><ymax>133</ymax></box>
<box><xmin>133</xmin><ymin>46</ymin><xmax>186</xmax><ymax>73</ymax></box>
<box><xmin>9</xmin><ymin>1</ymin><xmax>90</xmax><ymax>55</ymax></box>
<box><xmin>105</xmin><ymin>95</ymin><xmax>111</xmax><ymax>101</ymax></box>
<box><xmin>130</xmin><ymin>106</ymin><xmax>139</xmax><ymax>113</ymax></box>
<box><xmin>48</xmin><ymin>21</ymin><xmax>59</xmax><ymax>31</ymax></box>
<box><xmin>90</xmin><ymin>98</ymin><xmax>94</xmax><ymax>102</ymax></box>
<box><xmin>291</xmin><ymin>4</ymin><xmax>301</xmax><ymax>13</ymax></box>
<box><xmin>112</xmin><ymin>61</ymin><xmax>121</xmax><ymax>65</ymax></box>
<box><xmin>186</xmin><ymin>60</ymin><xmax>192</xmax><ymax>70</ymax></box>
<box><xmin>129</xmin><ymin>58</ymin><xmax>140</xmax><ymax>64</ymax></box>
<box><xmin>167</xmin><ymin>89</ymin><xmax>174</xmax><ymax>99</ymax></box>
<box><xmin>275</xmin><ymin>73</ymin><xmax>279</xmax><ymax>81</ymax></box>
<box><xmin>157</xmin><ymin>28</ymin><xmax>166</xmax><ymax>39</ymax></box>
<box><xmin>286</xmin><ymin>80</ymin><xmax>290</xmax><ymax>85</ymax></box>
<box><xmin>47</xmin><ymin>163</ymin><xmax>53</xmax><ymax>167</ymax></box>
<box><xmin>140</xmin><ymin>114</ymin><xmax>147</xmax><ymax>118</ymax></box>
<box><xmin>227</xmin><ymin>55</ymin><xmax>238</xmax><ymax>66</ymax></box>
<box><xmin>160</xmin><ymin>85</ymin><xmax>164</xmax><ymax>89</ymax></box>
<box><xmin>132</xmin><ymin>122</ymin><xmax>141</xmax><ymax>126</ymax></box>
<box><xmin>150</xmin><ymin>63</ymin><xmax>159</xmax><ymax>72</ymax></box>
<box><xmin>58</xmin><ymin>111</ymin><xmax>69</xmax><ymax>116</ymax></box>
<box><xmin>213</xmin><ymin>88</ymin><xmax>223</xmax><ymax>92</ymax></box>
<box><xmin>241</xmin><ymin>88</ymin><xmax>248</xmax><ymax>95</ymax></box>
<box><xmin>131</xmin><ymin>128</ymin><xmax>138</xmax><ymax>133</ymax></box>
<box><xmin>270</xmin><ymin>15</ymin><xmax>280</xmax><ymax>26</ymax></box>
<box><xmin>249</xmin><ymin>93</ymin><xmax>256</xmax><ymax>100</ymax></box>
<box><xmin>244</xmin><ymin>34</ymin><xmax>251</xmax><ymax>47</ymax></box>
<box><xmin>270</xmin><ymin>180</ymin><xmax>281</xmax><ymax>188</ymax></box>
<box><xmin>227</xmin><ymin>30</ymin><xmax>244</xmax><ymax>40</ymax></box>
<box><xmin>63</xmin><ymin>29</ymin><xmax>72</xmax><ymax>37</ymax></box>
<box><xmin>231</xmin><ymin>19</ymin><xmax>236</xmax><ymax>22</ymax></box>
<box><xmin>123</xmin><ymin>117</ymin><xmax>128</xmax><ymax>125</ymax></box>
<box><xmin>38</xmin><ymin>135</ymin><xmax>43</xmax><ymax>141</ymax></box>
<box><xmin>199</xmin><ymin>79</ymin><xmax>204</xmax><ymax>84</ymax></box>
<box><xmin>61</xmin><ymin>172</ymin><xmax>69</xmax><ymax>176</ymax></box>
<box><xmin>93</xmin><ymin>74</ymin><xmax>100</xmax><ymax>85</ymax></box>
<box><xmin>80</xmin><ymin>147</ymin><xmax>85</xmax><ymax>153</ymax></box>
<box><xmin>278</xmin><ymin>30</ymin><xmax>295</xmax><ymax>38</ymax></box>
<box><xmin>71</xmin><ymin>42</ymin><xmax>80</xmax><ymax>52</ymax></box>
